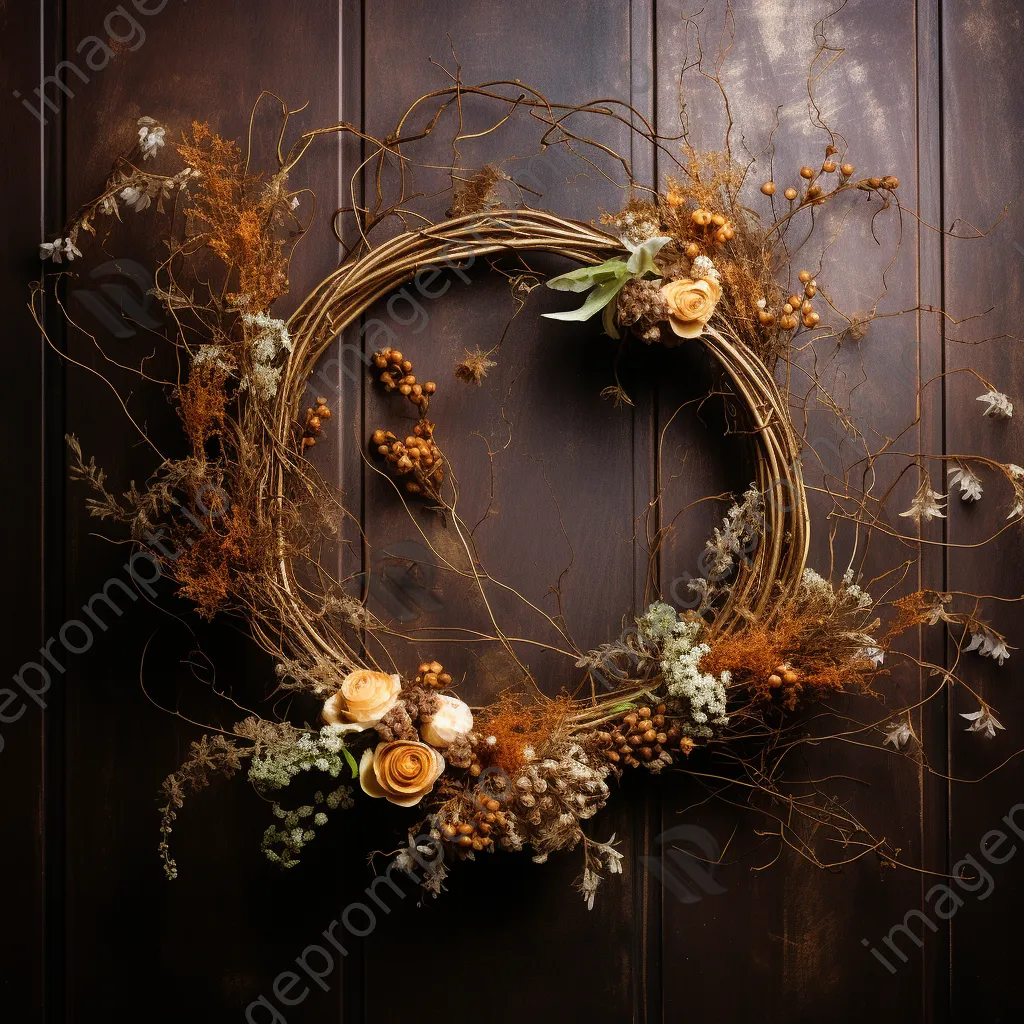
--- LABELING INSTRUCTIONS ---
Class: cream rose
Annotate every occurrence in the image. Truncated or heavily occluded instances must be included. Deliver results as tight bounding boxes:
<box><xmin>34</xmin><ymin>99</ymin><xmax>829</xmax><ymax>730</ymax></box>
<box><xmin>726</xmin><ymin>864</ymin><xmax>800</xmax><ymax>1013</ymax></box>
<box><xmin>359</xmin><ymin>740</ymin><xmax>445</xmax><ymax>807</ymax></box>
<box><xmin>420</xmin><ymin>694</ymin><xmax>473</xmax><ymax>748</ymax></box>
<box><xmin>321</xmin><ymin>669</ymin><xmax>401</xmax><ymax>734</ymax></box>
<box><xmin>660</xmin><ymin>276</ymin><xmax>722</xmax><ymax>338</ymax></box>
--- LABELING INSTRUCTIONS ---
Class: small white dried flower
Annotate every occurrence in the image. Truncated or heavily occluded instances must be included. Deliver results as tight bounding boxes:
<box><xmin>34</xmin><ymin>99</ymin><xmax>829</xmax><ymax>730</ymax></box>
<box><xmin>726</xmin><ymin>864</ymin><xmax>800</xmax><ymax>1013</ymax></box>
<box><xmin>923</xmin><ymin>594</ymin><xmax>955</xmax><ymax>626</ymax></box>
<box><xmin>39</xmin><ymin>238</ymin><xmax>64</xmax><ymax>262</ymax></box>
<box><xmin>965</xmin><ymin>625</ymin><xmax>1011</xmax><ymax>666</ymax></box>
<box><xmin>1004</xmin><ymin>465</ymin><xmax>1024</xmax><ymax>520</ymax></box>
<box><xmin>883</xmin><ymin>720</ymin><xmax>915</xmax><ymax>749</ymax></box>
<box><xmin>691</xmin><ymin>255</ymin><xmax>719</xmax><ymax>281</ymax></box>
<box><xmin>597</xmin><ymin>834</ymin><xmax>624</xmax><ymax>875</ymax></box>
<box><xmin>961</xmin><ymin>707</ymin><xmax>1005</xmax><ymax>739</ymax></box>
<box><xmin>899</xmin><ymin>474</ymin><xmax>947</xmax><ymax>523</ymax></box>
<box><xmin>948</xmin><ymin>462</ymin><xmax>983</xmax><ymax>502</ymax></box>
<box><xmin>63</xmin><ymin>236</ymin><xmax>82</xmax><ymax>262</ymax></box>
<box><xmin>858</xmin><ymin>646</ymin><xmax>885</xmax><ymax>667</ymax></box>
<box><xmin>137</xmin><ymin>117</ymin><xmax>166</xmax><ymax>160</ymax></box>
<box><xmin>119</xmin><ymin>185</ymin><xmax>152</xmax><ymax>213</ymax></box>
<box><xmin>977</xmin><ymin>390</ymin><xmax>1013</xmax><ymax>419</ymax></box>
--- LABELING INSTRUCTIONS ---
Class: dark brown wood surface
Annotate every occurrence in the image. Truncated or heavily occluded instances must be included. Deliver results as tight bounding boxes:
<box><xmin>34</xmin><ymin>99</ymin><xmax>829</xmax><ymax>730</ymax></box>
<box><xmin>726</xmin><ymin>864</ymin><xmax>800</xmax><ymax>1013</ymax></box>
<box><xmin>3</xmin><ymin>1</ymin><xmax>1022</xmax><ymax>1021</ymax></box>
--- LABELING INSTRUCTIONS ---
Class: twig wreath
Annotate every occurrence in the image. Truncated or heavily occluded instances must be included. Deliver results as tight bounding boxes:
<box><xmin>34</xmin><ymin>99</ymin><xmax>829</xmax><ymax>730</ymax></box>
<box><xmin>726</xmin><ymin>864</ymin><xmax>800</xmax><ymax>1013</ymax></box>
<box><xmin>35</xmin><ymin>24</ymin><xmax>1021</xmax><ymax>907</ymax></box>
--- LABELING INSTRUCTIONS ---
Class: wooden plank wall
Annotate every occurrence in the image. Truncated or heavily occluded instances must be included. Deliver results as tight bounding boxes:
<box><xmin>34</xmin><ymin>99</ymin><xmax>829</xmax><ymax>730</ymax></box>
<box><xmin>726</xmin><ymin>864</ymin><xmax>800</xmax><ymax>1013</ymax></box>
<box><xmin>3</xmin><ymin>1</ymin><xmax>1021</xmax><ymax>1021</ymax></box>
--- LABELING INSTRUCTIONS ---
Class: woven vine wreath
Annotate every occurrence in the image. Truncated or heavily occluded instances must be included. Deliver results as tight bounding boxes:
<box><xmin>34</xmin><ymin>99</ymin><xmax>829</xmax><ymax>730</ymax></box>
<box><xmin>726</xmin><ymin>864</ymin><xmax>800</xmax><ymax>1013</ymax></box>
<box><xmin>256</xmin><ymin>209</ymin><xmax>815</xmax><ymax>903</ymax></box>
<box><xmin>38</xmin><ymin>84</ymin><xmax>1019</xmax><ymax>906</ymax></box>
<box><xmin>277</xmin><ymin>210</ymin><xmax>808</xmax><ymax>641</ymax></box>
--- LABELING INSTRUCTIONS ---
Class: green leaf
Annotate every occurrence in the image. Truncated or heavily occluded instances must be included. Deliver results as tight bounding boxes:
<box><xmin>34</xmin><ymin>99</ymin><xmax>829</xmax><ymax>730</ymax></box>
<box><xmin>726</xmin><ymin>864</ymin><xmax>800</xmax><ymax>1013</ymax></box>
<box><xmin>545</xmin><ymin>258</ymin><xmax>629</xmax><ymax>293</ymax></box>
<box><xmin>601</xmin><ymin>700</ymin><xmax>637</xmax><ymax>716</ymax></box>
<box><xmin>542</xmin><ymin>276</ymin><xmax>630</xmax><ymax>323</ymax></box>
<box><xmin>602</xmin><ymin>296</ymin><xmax>620</xmax><ymax>340</ymax></box>
<box><xmin>625</xmin><ymin>235</ymin><xmax>672</xmax><ymax>276</ymax></box>
<box><xmin>341</xmin><ymin>745</ymin><xmax>359</xmax><ymax>779</ymax></box>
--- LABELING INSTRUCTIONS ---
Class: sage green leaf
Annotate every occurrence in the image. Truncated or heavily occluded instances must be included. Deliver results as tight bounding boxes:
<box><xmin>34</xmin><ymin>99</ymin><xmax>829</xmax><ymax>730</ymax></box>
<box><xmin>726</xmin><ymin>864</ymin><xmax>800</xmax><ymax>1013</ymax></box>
<box><xmin>625</xmin><ymin>235</ymin><xmax>673</xmax><ymax>276</ymax></box>
<box><xmin>602</xmin><ymin>295</ymin><xmax>621</xmax><ymax>340</ymax></box>
<box><xmin>601</xmin><ymin>700</ymin><xmax>637</xmax><ymax>716</ymax></box>
<box><xmin>545</xmin><ymin>258</ymin><xmax>629</xmax><ymax>293</ymax></box>
<box><xmin>542</xmin><ymin>275</ymin><xmax>629</xmax><ymax>323</ymax></box>
<box><xmin>341</xmin><ymin>745</ymin><xmax>359</xmax><ymax>779</ymax></box>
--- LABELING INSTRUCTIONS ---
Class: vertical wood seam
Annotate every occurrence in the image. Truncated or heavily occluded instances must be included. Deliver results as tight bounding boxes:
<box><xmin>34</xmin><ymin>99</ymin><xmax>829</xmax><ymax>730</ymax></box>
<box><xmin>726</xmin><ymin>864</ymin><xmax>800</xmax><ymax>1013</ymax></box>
<box><xmin>915</xmin><ymin>0</ymin><xmax>949</xmax><ymax>1020</ymax></box>
<box><xmin>43</xmin><ymin>1</ymin><xmax>68</xmax><ymax>1020</ymax></box>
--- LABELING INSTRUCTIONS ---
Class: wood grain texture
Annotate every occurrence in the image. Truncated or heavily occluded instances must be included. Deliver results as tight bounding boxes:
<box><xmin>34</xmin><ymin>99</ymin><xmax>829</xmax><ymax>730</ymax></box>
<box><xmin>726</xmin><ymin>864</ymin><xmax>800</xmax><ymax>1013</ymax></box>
<box><xmin>942</xmin><ymin>1</ymin><xmax>1024</xmax><ymax>1021</ymax></box>
<box><xmin>0</xmin><ymin>1</ymin><xmax>46</xmax><ymax>1020</ymax></box>
<box><xmin>654</xmin><ymin>4</ymin><xmax>931</xmax><ymax>1020</ymax></box>
<box><xmin>353</xmin><ymin>4</ymin><xmax>654</xmax><ymax>1021</ymax></box>
<box><xmin>55</xmin><ymin>2</ymin><xmax>343</xmax><ymax>1021</ymax></box>
<box><xmin>3</xmin><ymin>0</ymin><xmax>1021</xmax><ymax>1021</ymax></box>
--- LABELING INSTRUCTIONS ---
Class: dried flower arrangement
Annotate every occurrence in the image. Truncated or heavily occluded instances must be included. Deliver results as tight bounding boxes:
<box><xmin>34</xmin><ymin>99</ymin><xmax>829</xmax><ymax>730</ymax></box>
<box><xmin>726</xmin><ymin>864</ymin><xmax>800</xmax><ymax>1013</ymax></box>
<box><xmin>35</xmin><ymin>26</ymin><xmax>1021</xmax><ymax>908</ymax></box>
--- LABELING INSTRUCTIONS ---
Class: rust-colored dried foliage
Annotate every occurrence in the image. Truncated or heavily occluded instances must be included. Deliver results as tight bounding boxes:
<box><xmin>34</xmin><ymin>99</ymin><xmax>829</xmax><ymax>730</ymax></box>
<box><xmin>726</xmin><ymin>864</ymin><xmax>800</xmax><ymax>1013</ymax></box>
<box><xmin>474</xmin><ymin>692</ymin><xmax>572</xmax><ymax>776</ymax></box>
<box><xmin>179</xmin><ymin>360</ymin><xmax>229</xmax><ymax>454</ymax></box>
<box><xmin>884</xmin><ymin>591</ymin><xmax>940</xmax><ymax>641</ymax></box>
<box><xmin>177</xmin><ymin>122</ymin><xmax>289</xmax><ymax>310</ymax></box>
<box><xmin>704</xmin><ymin>613</ymin><xmax>873</xmax><ymax>710</ymax></box>
<box><xmin>172</xmin><ymin>503</ymin><xmax>261</xmax><ymax>619</ymax></box>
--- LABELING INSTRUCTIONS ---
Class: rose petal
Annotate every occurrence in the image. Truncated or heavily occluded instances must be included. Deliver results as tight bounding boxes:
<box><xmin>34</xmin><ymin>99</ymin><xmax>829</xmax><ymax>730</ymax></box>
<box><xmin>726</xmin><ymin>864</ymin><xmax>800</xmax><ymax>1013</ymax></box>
<box><xmin>359</xmin><ymin>747</ymin><xmax>388</xmax><ymax>799</ymax></box>
<box><xmin>666</xmin><ymin>316</ymin><xmax>704</xmax><ymax>339</ymax></box>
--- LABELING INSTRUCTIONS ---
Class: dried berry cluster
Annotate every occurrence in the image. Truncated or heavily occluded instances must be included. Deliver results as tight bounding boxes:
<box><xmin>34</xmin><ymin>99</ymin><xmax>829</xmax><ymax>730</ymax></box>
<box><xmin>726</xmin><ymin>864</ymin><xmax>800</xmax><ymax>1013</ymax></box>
<box><xmin>764</xmin><ymin>661</ymin><xmax>804</xmax><ymax>710</ymax></box>
<box><xmin>437</xmin><ymin>791</ymin><xmax>509</xmax><ymax>858</ymax></box>
<box><xmin>589</xmin><ymin>704</ymin><xmax>685</xmax><ymax>770</ymax></box>
<box><xmin>753</xmin><ymin>150</ymin><xmax>900</xmax><ymax>334</ymax></box>
<box><xmin>758</xmin><ymin>270</ymin><xmax>821</xmax><ymax>333</ymax></box>
<box><xmin>759</xmin><ymin>145</ymin><xmax>898</xmax><ymax>205</ymax></box>
<box><xmin>671</xmin><ymin>200</ymin><xmax>736</xmax><ymax>248</ymax></box>
<box><xmin>415</xmin><ymin>660</ymin><xmax>453</xmax><ymax>688</ymax></box>
<box><xmin>370</xmin><ymin>347</ymin><xmax>444</xmax><ymax>499</ymax></box>
<box><xmin>300</xmin><ymin>396</ymin><xmax>332</xmax><ymax>451</ymax></box>
<box><xmin>374</xmin><ymin>346</ymin><xmax>437</xmax><ymax>407</ymax></box>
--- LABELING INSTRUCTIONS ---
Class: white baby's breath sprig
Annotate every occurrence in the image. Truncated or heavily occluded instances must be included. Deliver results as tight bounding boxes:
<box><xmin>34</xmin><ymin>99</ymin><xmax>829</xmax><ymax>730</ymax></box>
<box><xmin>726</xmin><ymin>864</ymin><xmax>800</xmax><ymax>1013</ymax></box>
<box><xmin>690</xmin><ymin>254</ymin><xmax>720</xmax><ymax>282</ymax></box>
